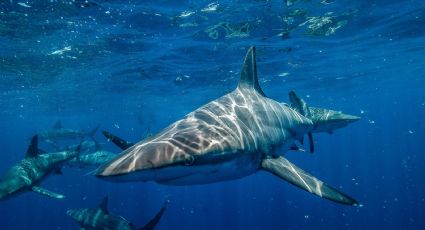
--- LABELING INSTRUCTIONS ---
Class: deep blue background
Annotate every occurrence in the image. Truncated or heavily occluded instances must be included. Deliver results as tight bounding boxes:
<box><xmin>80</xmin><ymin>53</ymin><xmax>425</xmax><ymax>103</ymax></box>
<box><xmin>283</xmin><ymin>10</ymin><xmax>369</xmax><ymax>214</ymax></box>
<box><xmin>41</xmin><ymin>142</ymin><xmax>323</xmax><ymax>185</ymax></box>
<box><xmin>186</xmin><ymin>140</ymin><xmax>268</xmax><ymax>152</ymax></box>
<box><xmin>1</xmin><ymin>0</ymin><xmax>425</xmax><ymax>229</ymax></box>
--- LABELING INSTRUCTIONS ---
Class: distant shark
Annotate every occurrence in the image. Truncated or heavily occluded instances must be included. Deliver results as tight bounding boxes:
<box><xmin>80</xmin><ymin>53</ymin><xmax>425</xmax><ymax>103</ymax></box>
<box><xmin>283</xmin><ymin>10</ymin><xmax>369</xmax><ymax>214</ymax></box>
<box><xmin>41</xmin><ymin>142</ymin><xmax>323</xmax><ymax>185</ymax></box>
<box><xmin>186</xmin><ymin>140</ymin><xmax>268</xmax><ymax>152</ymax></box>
<box><xmin>67</xmin><ymin>197</ymin><xmax>167</xmax><ymax>230</ymax></box>
<box><xmin>68</xmin><ymin>150</ymin><xmax>117</xmax><ymax>169</ymax></box>
<box><xmin>97</xmin><ymin>47</ymin><xmax>360</xmax><ymax>205</ymax></box>
<box><xmin>0</xmin><ymin>135</ymin><xmax>79</xmax><ymax>200</ymax></box>
<box><xmin>38</xmin><ymin>120</ymin><xmax>99</xmax><ymax>148</ymax></box>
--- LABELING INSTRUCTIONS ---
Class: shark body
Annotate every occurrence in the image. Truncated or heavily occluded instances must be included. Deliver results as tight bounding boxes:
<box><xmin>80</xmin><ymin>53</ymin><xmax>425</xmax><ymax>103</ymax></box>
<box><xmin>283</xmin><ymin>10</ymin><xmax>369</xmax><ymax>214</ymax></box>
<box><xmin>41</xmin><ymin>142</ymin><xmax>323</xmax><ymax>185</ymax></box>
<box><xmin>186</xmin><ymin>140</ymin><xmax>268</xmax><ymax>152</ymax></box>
<box><xmin>38</xmin><ymin>121</ymin><xmax>99</xmax><ymax>149</ymax></box>
<box><xmin>68</xmin><ymin>150</ymin><xmax>117</xmax><ymax>169</ymax></box>
<box><xmin>67</xmin><ymin>197</ymin><xmax>167</xmax><ymax>230</ymax></box>
<box><xmin>0</xmin><ymin>135</ymin><xmax>78</xmax><ymax>200</ymax></box>
<box><xmin>97</xmin><ymin>47</ymin><xmax>360</xmax><ymax>205</ymax></box>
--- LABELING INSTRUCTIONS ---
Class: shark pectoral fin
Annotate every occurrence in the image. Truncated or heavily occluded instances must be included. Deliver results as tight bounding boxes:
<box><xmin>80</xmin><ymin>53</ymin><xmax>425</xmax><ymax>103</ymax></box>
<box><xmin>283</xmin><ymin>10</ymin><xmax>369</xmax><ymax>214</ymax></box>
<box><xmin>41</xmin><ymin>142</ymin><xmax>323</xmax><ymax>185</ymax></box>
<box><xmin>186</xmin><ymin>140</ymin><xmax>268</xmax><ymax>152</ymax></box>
<box><xmin>261</xmin><ymin>156</ymin><xmax>358</xmax><ymax>205</ymax></box>
<box><xmin>32</xmin><ymin>186</ymin><xmax>65</xmax><ymax>199</ymax></box>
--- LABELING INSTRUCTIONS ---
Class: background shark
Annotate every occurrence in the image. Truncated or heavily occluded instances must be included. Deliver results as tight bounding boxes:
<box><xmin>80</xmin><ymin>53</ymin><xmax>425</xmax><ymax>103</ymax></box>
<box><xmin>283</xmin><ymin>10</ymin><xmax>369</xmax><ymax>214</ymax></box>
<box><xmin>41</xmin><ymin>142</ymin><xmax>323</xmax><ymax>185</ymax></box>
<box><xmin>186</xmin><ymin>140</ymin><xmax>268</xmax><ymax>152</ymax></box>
<box><xmin>67</xmin><ymin>197</ymin><xmax>167</xmax><ymax>230</ymax></box>
<box><xmin>97</xmin><ymin>47</ymin><xmax>360</xmax><ymax>205</ymax></box>
<box><xmin>0</xmin><ymin>135</ymin><xmax>79</xmax><ymax>200</ymax></box>
<box><xmin>38</xmin><ymin>121</ymin><xmax>99</xmax><ymax>149</ymax></box>
<box><xmin>68</xmin><ymin>150</ymin><xmax>117</xmax><ymax>169</ymax></box>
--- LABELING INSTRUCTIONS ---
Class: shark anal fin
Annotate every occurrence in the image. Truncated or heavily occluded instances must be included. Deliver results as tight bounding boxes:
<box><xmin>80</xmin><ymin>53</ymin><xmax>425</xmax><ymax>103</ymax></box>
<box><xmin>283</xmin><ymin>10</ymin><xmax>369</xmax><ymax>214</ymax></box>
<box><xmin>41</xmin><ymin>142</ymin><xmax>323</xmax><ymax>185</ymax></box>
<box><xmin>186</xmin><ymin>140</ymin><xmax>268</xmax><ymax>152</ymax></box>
<box><xmin>261</xmin><ymin>156</ymin><xmax>358</xmax><ymax>205</ymax></box>
<box><xmin>32</xmin><ymin>186</ymin><xmax>65</xmax><ymax>199</ymax></box>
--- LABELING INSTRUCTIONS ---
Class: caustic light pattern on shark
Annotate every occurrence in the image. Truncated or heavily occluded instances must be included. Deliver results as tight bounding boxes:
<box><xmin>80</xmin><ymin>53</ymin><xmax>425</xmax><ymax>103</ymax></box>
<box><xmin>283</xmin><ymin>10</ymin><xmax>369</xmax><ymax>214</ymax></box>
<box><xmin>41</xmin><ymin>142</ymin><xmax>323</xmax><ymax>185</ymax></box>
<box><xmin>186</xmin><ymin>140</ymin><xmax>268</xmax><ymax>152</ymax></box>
<box><xmin>97</xmin><ymin>47</ymin><xmax>360</xmax><ymax>205</ymax></box>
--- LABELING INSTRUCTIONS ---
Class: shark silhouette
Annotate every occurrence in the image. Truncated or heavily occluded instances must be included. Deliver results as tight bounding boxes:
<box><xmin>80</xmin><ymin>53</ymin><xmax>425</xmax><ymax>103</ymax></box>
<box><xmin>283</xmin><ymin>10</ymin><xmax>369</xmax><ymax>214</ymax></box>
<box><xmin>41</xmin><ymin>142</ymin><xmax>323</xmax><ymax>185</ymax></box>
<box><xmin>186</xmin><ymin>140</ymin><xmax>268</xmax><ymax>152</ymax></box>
<box><xmin>97</xmin><ymin>47</ymin><xmax>360</xmax><ymax>205</ymax></box>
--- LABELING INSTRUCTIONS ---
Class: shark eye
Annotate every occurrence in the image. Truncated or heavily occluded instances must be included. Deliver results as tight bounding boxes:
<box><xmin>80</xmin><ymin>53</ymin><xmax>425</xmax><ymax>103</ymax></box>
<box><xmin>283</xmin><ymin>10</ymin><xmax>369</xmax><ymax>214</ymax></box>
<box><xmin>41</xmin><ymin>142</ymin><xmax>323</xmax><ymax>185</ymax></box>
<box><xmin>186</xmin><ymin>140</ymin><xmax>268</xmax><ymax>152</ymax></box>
<box><xmin>183</xmin><ymin>155</ymin><xmax>195</xmax><ymax>166</ymax></box>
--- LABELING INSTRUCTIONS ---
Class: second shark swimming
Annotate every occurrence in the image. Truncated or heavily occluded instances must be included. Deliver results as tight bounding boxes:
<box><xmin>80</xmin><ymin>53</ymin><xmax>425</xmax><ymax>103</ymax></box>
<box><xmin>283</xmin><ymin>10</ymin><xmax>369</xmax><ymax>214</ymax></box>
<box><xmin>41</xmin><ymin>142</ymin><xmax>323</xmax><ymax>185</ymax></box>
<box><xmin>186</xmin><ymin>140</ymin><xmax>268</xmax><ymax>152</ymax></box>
<box><xmin>0</xmin><ymin>135</ymin><xmax>79</xmax><ymax>200</ymax></box>
<box><xmin>96</xmin><ymin>47</ymin><xmax>360</xmax><ymax>205</ymax></box>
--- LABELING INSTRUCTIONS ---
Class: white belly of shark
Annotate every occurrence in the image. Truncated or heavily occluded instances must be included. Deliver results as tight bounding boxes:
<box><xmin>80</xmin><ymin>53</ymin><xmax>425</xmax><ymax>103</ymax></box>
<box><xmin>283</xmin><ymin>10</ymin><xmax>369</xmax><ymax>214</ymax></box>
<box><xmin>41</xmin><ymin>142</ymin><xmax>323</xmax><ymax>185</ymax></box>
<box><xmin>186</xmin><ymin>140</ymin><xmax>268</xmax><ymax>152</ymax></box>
<box><xmin>97</xmin><ymin>47</ymin><xmax>361</xmax><ymax>206</ymax></box>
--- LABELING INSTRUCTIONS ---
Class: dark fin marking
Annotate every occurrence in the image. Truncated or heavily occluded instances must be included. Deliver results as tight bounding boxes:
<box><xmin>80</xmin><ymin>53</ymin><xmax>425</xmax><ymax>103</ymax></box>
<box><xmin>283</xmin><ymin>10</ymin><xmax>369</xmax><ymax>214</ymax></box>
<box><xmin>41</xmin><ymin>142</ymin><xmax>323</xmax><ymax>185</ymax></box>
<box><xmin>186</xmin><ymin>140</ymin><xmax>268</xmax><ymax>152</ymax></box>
<box><xmin>308</xmin><ymin>132</ymin><xmax>314</xmax><ymax>153</ymax></box>
<box><xmin>99</xmin><ymin>196</ymin><xmax>109</xmax><ymax>213</ymax></box>
<box><xmin>261</xmin><ymin>156</ymin><xmax>358</xmax><ymax>205</ymax></box>
<box><xmin>237</xmin><ymin>46</ymin><xmax>266</xmax><ymax>97</ymax></box>
<box><xmin>25</xmin><ymin>135</ymin><xmax>39</xmax><ymax>158</ymax></box>
<box><xmin>53</xmin><ymin>120</ymin><xmax>62</xmax><ymax>129</ymax></box>
<box><xmin>102</xmin><ymin>130</ymin><xmax>134</xmax><ymax>150</ymax></box>
<box><xmin>140</xmin><ymin>201</ymin><xmax>168</xmax><ymax>230</ymax></box>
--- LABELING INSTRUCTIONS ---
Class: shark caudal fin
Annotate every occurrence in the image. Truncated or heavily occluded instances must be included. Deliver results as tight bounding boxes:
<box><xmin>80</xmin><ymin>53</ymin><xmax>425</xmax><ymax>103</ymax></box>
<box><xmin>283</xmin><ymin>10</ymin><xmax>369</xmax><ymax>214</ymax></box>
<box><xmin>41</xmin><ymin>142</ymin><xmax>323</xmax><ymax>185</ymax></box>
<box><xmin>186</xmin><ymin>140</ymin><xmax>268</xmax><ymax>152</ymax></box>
<box><xmin>102</xmin><ymin>130</ymin><xmax>134</xmax><ymax>150</ymax></box>
<box><xmin>289</xmin><ymin>91</ymin><xmax>360</xmax><ymax>134</ymax></box>
<box><xmin>237</xmin><ymin>46</ymin><xmax>266</xmax><ymax>97</ymax></box>
<box><xmin>261</xmin><ymin>156</ymin><xmax>358</xmax><ymax>205</ymax></box>
<box><xmin>140</xmin><ymin>201</ymin><xmax>168</xmax><ymax>230</ymax></box>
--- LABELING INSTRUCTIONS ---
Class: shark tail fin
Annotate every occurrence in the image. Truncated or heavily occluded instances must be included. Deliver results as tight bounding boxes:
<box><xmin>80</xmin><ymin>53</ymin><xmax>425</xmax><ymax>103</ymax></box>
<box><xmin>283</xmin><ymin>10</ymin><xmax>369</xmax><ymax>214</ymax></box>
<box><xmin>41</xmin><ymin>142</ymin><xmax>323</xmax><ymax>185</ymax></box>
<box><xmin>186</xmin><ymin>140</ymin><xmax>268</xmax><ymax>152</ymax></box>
<box><xmin>139</xmin><ymin>201</ymin><xmax>168</xmax><ymax>230</ymax></box>
<box><xmin>261</xmin><ymin>156</ymin><xmax>358</xmax><ymax>205</ymax></box>
<box><xmin>102</xmin><ymin>130</ymin><xmax>134</xmax><ymax>150</ymax></box>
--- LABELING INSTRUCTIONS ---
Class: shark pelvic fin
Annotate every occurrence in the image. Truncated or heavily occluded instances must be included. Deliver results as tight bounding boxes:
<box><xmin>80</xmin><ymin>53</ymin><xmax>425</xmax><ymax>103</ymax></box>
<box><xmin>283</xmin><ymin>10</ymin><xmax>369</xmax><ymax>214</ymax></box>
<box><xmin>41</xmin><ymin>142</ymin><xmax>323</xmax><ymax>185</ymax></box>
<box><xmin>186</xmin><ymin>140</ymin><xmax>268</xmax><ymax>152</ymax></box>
<box><xmin>32</xmin><ymin>186</ymin><xmax>65</xmax><ymax>199</ymax></box>
<box><xmin>53</xmin><ymin>120</ymin><xmax>62</xmax><ymax>129</ymax></box>
<box><xmin>102</xmin><ymin>130</ymin><xmax>134</xmax><ymax>150</ymax></box>
<box><xmin>237</xmin><ymin>46</ymin><xmax>266</xmax><ymax>97</ymax></box>
<box><xmin>25</xmin><ymin>135</ymin><xmax>39</xmax><ymax>158</ymax></box>
<box><xmin>99</xmin><ymin>196</ymin><xmax>109</xmax><ymax>213</ymax></box>
<box><xmin>261</xmin><ymin>156</ymin><xmax>358</xmax><ymax>205</ymax></box>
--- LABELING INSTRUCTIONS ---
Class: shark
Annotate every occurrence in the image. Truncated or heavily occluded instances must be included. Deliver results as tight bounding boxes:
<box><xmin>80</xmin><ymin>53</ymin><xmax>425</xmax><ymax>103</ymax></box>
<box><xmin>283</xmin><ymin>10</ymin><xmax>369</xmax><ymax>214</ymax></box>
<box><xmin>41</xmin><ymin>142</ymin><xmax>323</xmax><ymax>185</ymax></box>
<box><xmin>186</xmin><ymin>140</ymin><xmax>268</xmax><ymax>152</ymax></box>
<box><xmin>96</xmin><ymin>47</ymin><xmax>360</xmax><ymax>205</ymax></box>
<box><xmin>38</xmin><ymin>121</ymin><xmax>99</xmax><ymax>148</ymax></box>
<box><xmin>68</xmin><ymin>150</ymin><xmax>117</xmax><ymax>169</ymax></box>
<box><xmin>0</xmin><ymin>135</ymin><xmax>79</xmax><ymax>200</ymax></box>
<box><xmin>67</xmin><ymin>197</ymin><xmax>167</xmax><ymax>230</ymax></box>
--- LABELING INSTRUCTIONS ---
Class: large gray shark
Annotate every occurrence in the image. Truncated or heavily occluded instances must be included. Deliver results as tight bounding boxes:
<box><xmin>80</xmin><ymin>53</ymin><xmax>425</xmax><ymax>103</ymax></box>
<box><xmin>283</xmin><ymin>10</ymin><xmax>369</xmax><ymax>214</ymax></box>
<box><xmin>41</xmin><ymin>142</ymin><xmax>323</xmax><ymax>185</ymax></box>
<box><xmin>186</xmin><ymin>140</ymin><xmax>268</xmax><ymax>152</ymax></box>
<box><xmin>0</xmin><ymin>135</ymin><xmax>79</xmax><ymax>200</ymax></box>
<box><xmin>97</xmin><ymin>47</ymin><xmax>360</xmax><ymax>205</ymax></box>
<box><xmin>67</xmin><ymin>197</ymin><xmax>167</xmax><ymax>230</ymax></box>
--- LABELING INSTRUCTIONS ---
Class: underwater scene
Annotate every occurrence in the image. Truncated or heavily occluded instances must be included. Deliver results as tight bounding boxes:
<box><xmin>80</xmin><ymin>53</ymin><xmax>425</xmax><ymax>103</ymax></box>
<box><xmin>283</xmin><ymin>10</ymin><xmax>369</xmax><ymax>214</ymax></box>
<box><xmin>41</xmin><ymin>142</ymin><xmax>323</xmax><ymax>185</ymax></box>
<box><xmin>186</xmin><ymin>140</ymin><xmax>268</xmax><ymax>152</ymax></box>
<box><xmin>1</xmin><ymin>0</ymin><xmax>425</xmax><ymax>229</ymax></box>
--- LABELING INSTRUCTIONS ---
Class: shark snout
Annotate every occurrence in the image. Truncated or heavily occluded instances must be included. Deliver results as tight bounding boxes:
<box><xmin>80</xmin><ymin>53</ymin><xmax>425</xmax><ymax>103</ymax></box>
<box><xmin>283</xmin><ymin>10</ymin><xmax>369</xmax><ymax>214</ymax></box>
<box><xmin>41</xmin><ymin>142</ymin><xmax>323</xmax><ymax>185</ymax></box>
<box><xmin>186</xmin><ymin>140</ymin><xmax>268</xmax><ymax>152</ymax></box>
<box><xmin>96</xmin><ymin>141</ymin><xmax>195</xmax><ymax>181</ymax></box>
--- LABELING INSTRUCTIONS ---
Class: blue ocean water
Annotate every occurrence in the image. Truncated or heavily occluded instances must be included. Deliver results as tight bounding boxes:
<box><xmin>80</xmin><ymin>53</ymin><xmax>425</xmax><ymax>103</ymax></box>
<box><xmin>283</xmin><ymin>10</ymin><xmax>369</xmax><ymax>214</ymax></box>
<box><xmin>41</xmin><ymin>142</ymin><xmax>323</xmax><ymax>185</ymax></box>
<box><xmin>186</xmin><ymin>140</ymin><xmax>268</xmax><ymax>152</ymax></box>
<box><xmin>1</xmin><ymin>0</ymin><xmax>425</xmax><ymax>229</ymax></box>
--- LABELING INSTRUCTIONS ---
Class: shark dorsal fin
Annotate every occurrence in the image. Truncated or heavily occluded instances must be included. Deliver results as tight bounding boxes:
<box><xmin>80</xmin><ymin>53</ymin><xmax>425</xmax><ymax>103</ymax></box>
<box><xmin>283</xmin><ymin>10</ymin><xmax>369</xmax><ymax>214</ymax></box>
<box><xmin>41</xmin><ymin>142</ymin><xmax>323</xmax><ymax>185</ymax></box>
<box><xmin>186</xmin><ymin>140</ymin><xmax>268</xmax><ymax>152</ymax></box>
<box><xmin>25</xmin><ymin>135</ymin><xmax>39</xmax><ymax>158</ymax></box>
<box><xmin>53</xmin><ymin>120</ymin><xmax>62</xmax><ymax>129</ymax></box>
<box><xmin>237</xmin><ymin>46</ymin><xmax>266</xmax><ymax>97</ymax></box>
<box><xmin>99</xmin><ymin>196</ymin><xmax>109</xmax><ymax>213</ymax></box>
